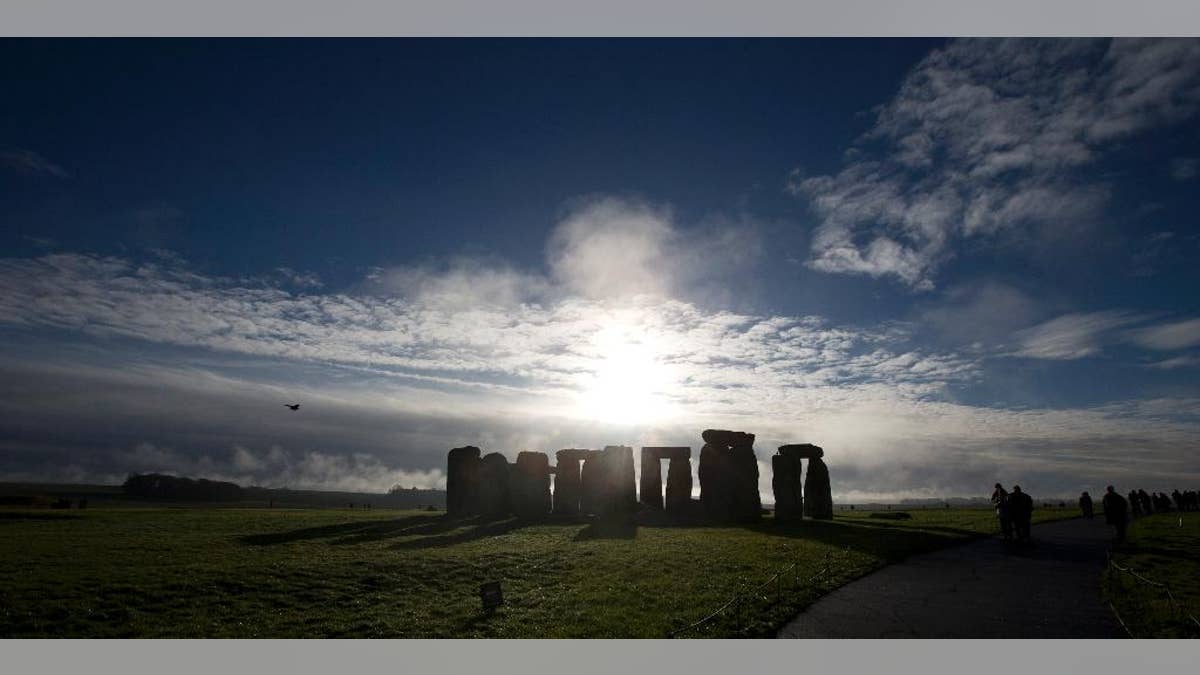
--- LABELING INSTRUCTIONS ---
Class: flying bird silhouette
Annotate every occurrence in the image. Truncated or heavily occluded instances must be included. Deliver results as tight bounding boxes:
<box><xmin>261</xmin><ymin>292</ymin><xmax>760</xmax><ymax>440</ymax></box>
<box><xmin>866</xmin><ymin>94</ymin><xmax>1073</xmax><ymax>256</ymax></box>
<box><xmin>284</xmin><ymin>403</ymin><xmax>300</xmax><ymax>411</ymax></box>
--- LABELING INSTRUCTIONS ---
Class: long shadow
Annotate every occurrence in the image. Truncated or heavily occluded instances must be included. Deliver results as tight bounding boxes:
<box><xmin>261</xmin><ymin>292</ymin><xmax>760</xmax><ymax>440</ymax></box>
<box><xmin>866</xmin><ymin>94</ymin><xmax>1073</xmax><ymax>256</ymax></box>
<box><xmin>574</xmin><ymin>519</ymin><xmax>638</xmax><ymax>541</ymax></box>
<box><xmin>0</xmin><ymin>511</ymin><xmax>81</xmax><ymax>522</ymax></box>
<box><xmin>241</xmin><ymin>513</ymin><xmax>446</xmax><ymax>546</ymax></box>
<box><xmin>387</xmin><ymin>517</ymin><xmax>527</xmax><ymax>551</ymax></box>
<box><xmin>736</xmin><ymin>518</ymin><xmax>969</xmax><ymax>564</ymax></box>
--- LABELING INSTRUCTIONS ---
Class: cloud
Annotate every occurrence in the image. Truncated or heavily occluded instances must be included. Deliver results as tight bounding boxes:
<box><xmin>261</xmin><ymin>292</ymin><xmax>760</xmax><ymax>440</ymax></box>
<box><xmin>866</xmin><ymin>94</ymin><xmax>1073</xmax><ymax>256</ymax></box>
<box><xmin>794</xmin><ymin>38</ymin><xmax>1200</xmax><ymax>289</ymax></box>
<box><xmin>1170</xmin><ymin>157</ymin><xmax>1198</xmax><ymax>181</ymax></box>
<box><xmin>274</xmin><ymin>267</ymin><xmax>325</xmax><ymax>289</ymax></box>
<box><xmin>1011</xmin><ymin>311</ymin><xmax>1146</xmax><ymax>360</ymax></box>
<box><xmin>0</xmin><ymin>149</ymin><xmax>69</xmax><ymax>178</ymax></box>
<box><xmin>1009</xmin><ymin>312</ymin><xmax>1200</xmax><ymax>360</ymax></box>
<box><xmin>1145</xmin><ymin>355</ymin><xmax>1200</xmax><ymax>370</ymax></box>
<box><xmin>1129</xmin><ymin>318</ymin><xmax>1200</xmax><ymax>351</ymax></box>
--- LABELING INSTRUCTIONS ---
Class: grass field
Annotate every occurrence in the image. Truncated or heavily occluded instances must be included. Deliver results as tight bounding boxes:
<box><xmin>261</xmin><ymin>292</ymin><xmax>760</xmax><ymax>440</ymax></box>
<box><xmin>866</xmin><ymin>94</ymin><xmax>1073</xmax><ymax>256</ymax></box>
<box><xmin>1103</xmin><ymin>511</ymin><xmax>1200</xmax><ymax>638</ymax></box>
<box><xmin>1</xmin><ymin>505</ymin><xmax>1078</xmax><ymax>638</ymax></box>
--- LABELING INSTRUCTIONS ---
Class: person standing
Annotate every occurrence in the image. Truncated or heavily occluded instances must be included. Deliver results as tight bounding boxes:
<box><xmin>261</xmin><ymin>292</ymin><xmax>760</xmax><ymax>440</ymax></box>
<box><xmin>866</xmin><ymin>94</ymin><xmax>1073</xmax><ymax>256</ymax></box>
<box><xmin>1102</xmin><ymin>485</ymin><xmax>1129</xmax><ymax>543</ymax></box>
<box><xmin>1008</xmin><ymin>485</ymin><xmax>1034</xmax><ymax>544</ymax></box>
<box><xmin>991</xmin><ymin>483</ymin><xmax>1012</xmax><ymax>540</ymax></box>
<box><xmin>1079</xmin><ymin>491</ymin><xmax>1094</xmax><ymax>519</ymax></box>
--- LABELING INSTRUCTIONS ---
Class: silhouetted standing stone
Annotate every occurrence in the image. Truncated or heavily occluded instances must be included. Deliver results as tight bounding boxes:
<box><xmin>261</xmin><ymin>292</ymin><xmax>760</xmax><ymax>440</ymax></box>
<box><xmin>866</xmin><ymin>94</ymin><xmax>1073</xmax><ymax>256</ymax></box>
<box><xmin>640</xmin><ymin>447</ymin><xmax>665</xmax><ymax>510</ymax></box>
<box><xmin>478</xmin><ymin>452</ymin><xmax>511</xmax><ymax>517</ymax></box>
<box><xmin>803</xmin><ymin>456</ymin><xmax>833</xmax><ymax>520</ymax></box>
<box><xmin>772</xmin><ymin>454</ymin><xmax>802</xmax><ymax>522</ymax></box>
<box><xmin>657</xmin><ymin>448</ymin><xmax>693</xmax><ymax>515</ymax></box>
<box><xmin>728</xmin><ymin>443</ymin><xmax>761</xmax><ymax>522</ymax></box>
<box><xmin>698</xmin><ymin>442</ymin><xmax>728</xmax><ymax>519</ymax></box>
<box><xmin>510</xmin><ymin>451</ymin><xmax>551</xmax><ymax>519</ymax></box>
<box><xmin>579</xmin><ymin>450</ymin><xmax>602</xmax><ymax>515</ymax></box>
<box><xmin>446</xmin><ymin>445</ymin><xmax>482</xmax><ymax>517</ymax></box>
<box><xmin>597</xmin><ymin>445</ymin><xmax>636</xmax><ymax>518</ymax></box>
<box><xmin>554</xmin><ymin>449</ymin><xmax>588</xmax><ymax>516</ymax></box>
<box><xmin>699</xmin><ymin>430</ymin><xmax>759</xmax><ymax>522</ymax></box>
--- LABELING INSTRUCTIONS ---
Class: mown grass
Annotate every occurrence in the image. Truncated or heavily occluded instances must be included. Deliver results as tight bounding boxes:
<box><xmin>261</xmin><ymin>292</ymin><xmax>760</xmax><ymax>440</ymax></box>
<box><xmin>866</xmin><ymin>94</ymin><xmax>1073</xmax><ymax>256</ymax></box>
<box><xmin>0</xmin><ymin>505</ymin><xmax>1077</xmax><ymax>638</ymax></box>
<box><xmin>1103</xmin><ymin>511</ymin><xmax>1200</xmax><ymax>638</ymax></box>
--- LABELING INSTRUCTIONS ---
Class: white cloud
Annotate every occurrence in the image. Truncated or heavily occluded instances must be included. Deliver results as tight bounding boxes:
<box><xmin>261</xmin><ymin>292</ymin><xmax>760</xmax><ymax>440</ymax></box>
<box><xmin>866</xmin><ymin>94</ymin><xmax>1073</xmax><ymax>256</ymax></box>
<box><xmin>795</xmin><ymin>38</ymin><xmax>1200</xmax><ymax>289</ymax></box>
<box><xmin>1011</xmin><ymin>311</ymin><xmax>1146</xmax><ymax>360</ymax></box>
<box><xmin>1129</xmin><ymin>318</ymin><xmax>1200</xmax><ymax>351</ymax></box>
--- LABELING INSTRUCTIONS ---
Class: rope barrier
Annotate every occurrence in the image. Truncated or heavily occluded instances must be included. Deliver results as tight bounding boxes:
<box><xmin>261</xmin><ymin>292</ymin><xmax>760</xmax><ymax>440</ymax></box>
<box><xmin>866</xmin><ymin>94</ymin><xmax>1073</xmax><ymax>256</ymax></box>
<box><xmin>1106</xmin><ymin>550</ymin><xmax>1200</xmax><ymax>633</ymax></box>
<box><xmin>668</xmin><ymin>549</ymin><xmax>845</xmax><ymax>637</ymax></box>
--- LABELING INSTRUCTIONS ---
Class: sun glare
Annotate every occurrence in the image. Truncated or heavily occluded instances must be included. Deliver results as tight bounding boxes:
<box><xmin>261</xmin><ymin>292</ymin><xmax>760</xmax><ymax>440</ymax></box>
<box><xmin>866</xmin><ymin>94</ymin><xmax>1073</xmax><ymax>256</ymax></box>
<box><xmin>576</xmin><ymin>326</ymin><xmax>677</xmax><ymax>425</ymax></box>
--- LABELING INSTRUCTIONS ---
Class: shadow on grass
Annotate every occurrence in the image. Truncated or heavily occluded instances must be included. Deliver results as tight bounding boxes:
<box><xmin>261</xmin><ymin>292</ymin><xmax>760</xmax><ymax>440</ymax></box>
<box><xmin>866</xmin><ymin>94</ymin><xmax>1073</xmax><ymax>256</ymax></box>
<box><xmin>0</xmin><ymin>511</ymin><xmax>82</xmax><ymax>521</ymax></box>
<box><xmin>573</xmin><ymin>518</ymin><xmax>638</xmax><ymax>541</ymax></box>
<box><xmin>241</xmin><ymin>514</ymin><xmax>446</xmax><ymax>545</ymax></box>
<box><xmin>737</xmin><ymin>518</ymin><xmax>969</xmax><ymax>564</ymax></box>
<box><xmin>388</xmin><ymin>517</ymin><xmax>528</xmax><ymax>550</ymax></box>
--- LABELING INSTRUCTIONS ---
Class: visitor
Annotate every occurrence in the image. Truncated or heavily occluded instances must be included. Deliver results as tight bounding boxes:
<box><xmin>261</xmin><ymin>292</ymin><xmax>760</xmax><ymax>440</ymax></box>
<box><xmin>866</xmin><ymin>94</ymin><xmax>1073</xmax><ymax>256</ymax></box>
<box><xmin>1008</xmin><ymin>485</ymin><xmax>1034</xmax><ymax>544</ymax></box>
<box><xmin>1102</xmin><ymin>485</ymin><xmax>1128</xmax><ymax>544</ymax></box>
<box><xmin>991</xmin><ymin>482</ymin><xmax>1012</xmax><ymax>540</ymax></box>
<box><xmin>1079</xmin><ymin>491</ymin><xmax>1094</xmax><ymax>519</ymax></box>
<box><xmin>1129</xmin><ymin>489</ymin><xmax>1142</xmax><ymax>518</ymax></box>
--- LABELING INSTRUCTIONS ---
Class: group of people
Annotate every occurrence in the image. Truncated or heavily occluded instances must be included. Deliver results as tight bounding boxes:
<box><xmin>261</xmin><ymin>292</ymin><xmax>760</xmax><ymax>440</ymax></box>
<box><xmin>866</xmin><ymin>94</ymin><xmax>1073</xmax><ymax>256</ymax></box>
<box><xmin>990</xmin><ymin>483</ymin><xmax>1035</xmax><ymax>544</ymax></box>
<box><xmin>1087</xmin><ymin>485</ymin><xmax>1197</xmax><ymax>543</ymax></box>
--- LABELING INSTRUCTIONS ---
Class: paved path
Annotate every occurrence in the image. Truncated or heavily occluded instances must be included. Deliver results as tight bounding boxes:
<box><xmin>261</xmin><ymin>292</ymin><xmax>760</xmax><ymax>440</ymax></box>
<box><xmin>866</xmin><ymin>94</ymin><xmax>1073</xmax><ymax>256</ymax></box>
<box><xmin>778</xmin><ymin>517</ymin><xmax>1125</xmax><ymax>638</ymax></box>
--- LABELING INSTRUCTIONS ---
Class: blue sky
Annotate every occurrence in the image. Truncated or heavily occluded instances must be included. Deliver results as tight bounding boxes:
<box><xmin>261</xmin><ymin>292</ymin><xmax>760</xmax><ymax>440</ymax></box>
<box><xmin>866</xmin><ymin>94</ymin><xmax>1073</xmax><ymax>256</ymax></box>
<box><xmin>2</xmin><ymin>38</ymin><xmax>1199</xmax><ymax>499</ymax></box>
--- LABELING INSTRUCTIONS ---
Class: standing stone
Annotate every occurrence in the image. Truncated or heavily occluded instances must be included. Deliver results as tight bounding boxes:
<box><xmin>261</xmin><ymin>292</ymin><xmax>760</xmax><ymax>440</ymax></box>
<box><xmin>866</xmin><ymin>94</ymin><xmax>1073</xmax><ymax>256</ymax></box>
<box><xmin>478</xmin><ymin>452</ymin><xmax>511</xmax><ymax>517</ymax></box>
<box><xmin>728</xmin><ymin>442</ymin><xmax>761</xmax><ymax>522</ymax></box>
<box><xmin>554</xmin><ymin>449</ymin><xmax>588</xmax><ymax>516</ymax></box>
<box><xmin>772</xmin><ymin>454</ymin><xmax>802</xmax><ymax>522</ymax></box>
<box><xmin>510</xmin><ymin>451</ymin><xmax>551</xmax><ymax>519</ymax></box>
<box><xmin>639</xmin><ymin>447</ymin><xmax>665</xmax><ymax>510</ymax></box>
<box><xmin>598</xmin><ymin>445</ymin><xmax>636</xmax><ymax>518</ymax></box>
<box><xmin>665</xmin><ymin>455</ymin><xmax>693</xmax><ymax>514</ymax></box>
<box><xmin>698</xmin><ymin>442</ymin><xmax>728</xmax><ymax>519</ymax></box>
<box><xmin>446</xmin><ymin>446</ymin><xmax>482</xmax><ymax>517</ymax></box>
<box><xmin>579</xmin><ymin>450</ymin><xmax>602</xmax><ymax>515</ymax></box>
<box><xmin>803</xmin><ymin>456</ymin><xmax>833</xmax><ymax>520</ymax></box>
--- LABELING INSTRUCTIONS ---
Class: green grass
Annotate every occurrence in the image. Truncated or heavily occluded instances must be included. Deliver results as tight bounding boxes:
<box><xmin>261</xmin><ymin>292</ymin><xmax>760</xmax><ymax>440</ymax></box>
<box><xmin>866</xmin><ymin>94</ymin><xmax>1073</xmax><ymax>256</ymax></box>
<box><xmin>1103</xmin><ymin>512</ymin><xmax>1200</xmax><ymax>638</ymax></box>
<box><xmin>0</xmin><ymin>505</ymin><xmax>1078</xmax><ymax>638</ymax></box>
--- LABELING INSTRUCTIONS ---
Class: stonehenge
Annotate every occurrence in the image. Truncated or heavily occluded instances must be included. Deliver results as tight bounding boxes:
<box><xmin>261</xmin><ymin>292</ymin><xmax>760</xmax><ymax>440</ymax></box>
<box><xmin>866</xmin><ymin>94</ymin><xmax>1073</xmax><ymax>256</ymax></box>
<box><xmin>803</xmin><ymin>456</ymin><xmax>833</xmax><ymax>520</ymax></box>
<box><xmin>444</xmin><ymin>432</ymin><xmax>833</xmax><ymax>523</ymax></box>
<box><xmin>774</xmin><ymin>444</ymin><xmax>832</xmax><ymax>520</ymax></box>
<box><xmin>640</xmin><ymin>446</ymin><xmax>691</xmax><ymax>513</ymax></box>
<box><xmin>510</xmin><ymin>451</ymin><xmax>552</xmax><ymax>519</ymax></box>
<box><xmin>699</xmin><ymin>430</ymin><xmax>761</xmax><ymax>522</ymax></box>
<box><xmin>553</xmin><ymin>449</ymin><xmax>589</xmax><ymax>515</ymax></box>
<box><xmin>446</xmin><ymin>445</ymin><xmax>481</xmax><ymax>516</ymax></box>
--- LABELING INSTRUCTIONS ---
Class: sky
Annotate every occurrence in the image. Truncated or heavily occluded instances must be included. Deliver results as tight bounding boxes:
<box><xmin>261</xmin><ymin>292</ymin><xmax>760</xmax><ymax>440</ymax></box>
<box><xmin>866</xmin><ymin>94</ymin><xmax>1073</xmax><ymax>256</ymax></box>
<box><xmin>2</xmin><ymin>38</ymin><xmax>1199</xmax><ymax>501</ymax></box>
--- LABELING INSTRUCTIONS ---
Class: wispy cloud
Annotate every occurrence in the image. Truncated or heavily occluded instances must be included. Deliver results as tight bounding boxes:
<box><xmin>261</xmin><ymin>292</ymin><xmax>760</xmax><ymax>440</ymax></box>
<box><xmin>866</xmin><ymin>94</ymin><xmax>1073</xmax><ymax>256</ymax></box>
<box><xmin>792</xmin><ymin>38</ymin><xmax>1200</xmax><ymax>289</ymax></box>
<box><xmin>0</xmin><ymin>149</ymin><xmax>69</xmax><ymax>178</ymax></box>
<box><xmin>1011</xmin><ymin>311</ymin><xmax>1147</xmax><ymax>360</ymax></box>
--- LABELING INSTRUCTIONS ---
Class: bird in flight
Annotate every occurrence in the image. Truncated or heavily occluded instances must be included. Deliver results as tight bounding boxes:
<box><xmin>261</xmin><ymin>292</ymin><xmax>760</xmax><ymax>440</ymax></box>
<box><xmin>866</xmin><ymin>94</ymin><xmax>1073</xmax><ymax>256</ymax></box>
<box><xmin>284</xmin><ymin>403</ymin><xmax>300</xmax><ymax>411</ymax></box>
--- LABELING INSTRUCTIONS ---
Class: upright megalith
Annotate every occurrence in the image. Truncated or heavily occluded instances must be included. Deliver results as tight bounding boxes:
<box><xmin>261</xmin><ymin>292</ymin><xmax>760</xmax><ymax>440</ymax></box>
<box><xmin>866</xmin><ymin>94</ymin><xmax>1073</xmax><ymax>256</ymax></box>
<box><xmin>510</xmin><ymin>451</ymin><xmax>552</xmax><ymax>519</ymax></box>
<box><xmin>803</xmin><ymin>455</ymin><xmax>833</xmax><ymax>520</ymax></box>
<box><xmin>478</xmin><ymin>452</ymin><xmax>511</xmax><ymax>517</ymax></box>
<box><xmin>579</xmin><ymin>450</ymin><xmax>602</xmax><ymax>515</ymax></box>
<box><xmin>772</xmin><ymin>453</ymin><xmax>802</xmax><ymax>522</ymax></box>
<box><xmin>596</xmin><ymin>445</ymin><xmax>636</xmax><ymax>518</ymax></box>
<box><xmin>641</xmin><ymin>447</ymin><xmax>691</xmax><ymax>513</ymax></box>
<box><xmin>446</xmin><ymin>445</ymin><xmax>482</xmax><ymax>516</ymax></box>
<box><xmin>554</xmin><ymin>449</ymin><xmax>589</xmax><ymax>516</ymax></box>
<box><xmin>639</xmin><ymin>448</ymin><xmax>664</xmax><ymax>510</ymax></box>
<box><xmin>699</xmin><ymin>430</ymin><xmax>760</xmax><ymax>522</ymax></box>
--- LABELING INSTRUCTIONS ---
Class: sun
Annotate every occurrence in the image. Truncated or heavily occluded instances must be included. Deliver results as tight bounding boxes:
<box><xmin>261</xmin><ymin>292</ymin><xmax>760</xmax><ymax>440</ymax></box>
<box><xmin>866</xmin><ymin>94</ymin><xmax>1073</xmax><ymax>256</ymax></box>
<box><xmin>575</xmin><ymin>326</ymin><xmax>677</xmax><ymax>425</ymax></box>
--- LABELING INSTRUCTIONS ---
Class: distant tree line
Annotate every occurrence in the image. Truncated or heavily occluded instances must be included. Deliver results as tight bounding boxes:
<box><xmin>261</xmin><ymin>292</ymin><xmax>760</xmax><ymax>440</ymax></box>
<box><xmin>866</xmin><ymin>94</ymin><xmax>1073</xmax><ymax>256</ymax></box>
<box><xmin>122</xmin><ymin>473</ymin><xmax>244</xmax><ymax>501</ymax></box>
<box><xmin>119</xmin><ymin>472</ymin><xmax>445</xmax><ymax>508</ymax></box>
